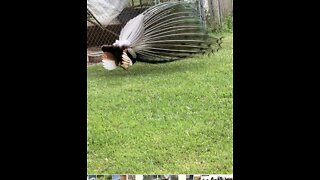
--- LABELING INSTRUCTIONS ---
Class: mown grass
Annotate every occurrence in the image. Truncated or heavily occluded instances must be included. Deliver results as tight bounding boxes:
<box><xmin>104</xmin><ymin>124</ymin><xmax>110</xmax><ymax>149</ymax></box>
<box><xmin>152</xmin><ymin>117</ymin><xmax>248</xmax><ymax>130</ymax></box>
<box><xmin>87</xmin><ymin>32</ymin><xmax>233</xmax><ymax>174</ymax></box>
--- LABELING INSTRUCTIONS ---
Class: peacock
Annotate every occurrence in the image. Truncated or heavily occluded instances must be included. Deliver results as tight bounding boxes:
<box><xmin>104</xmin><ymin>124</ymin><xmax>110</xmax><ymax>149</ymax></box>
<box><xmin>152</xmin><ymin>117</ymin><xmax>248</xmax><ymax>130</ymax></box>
<box><xmin>90</xmin><ymin>1</ymin><xmax>222</xmax><ymax>70</ymax></box>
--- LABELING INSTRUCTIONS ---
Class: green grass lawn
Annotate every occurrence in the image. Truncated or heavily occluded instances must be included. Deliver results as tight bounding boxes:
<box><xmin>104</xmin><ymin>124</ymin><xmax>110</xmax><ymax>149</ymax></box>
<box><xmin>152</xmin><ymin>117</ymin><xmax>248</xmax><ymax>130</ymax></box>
<box><xmin>87</xmin><ymin>32</ymin><xmax>233</xmax><ymax>174</ymax></box>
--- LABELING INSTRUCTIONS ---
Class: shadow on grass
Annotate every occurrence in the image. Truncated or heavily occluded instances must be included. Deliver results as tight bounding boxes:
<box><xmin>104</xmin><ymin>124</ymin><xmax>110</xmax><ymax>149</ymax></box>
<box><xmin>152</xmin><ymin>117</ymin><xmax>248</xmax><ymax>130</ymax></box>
<box><xmin>88</xmin><ymin>56</ymin><xmax>213</xmax><ymax>80</ymax></box>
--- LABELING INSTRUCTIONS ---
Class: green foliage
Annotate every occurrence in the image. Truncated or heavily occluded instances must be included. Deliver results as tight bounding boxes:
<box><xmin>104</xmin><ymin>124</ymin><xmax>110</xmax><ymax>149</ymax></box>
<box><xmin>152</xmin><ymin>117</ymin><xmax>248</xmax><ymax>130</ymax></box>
<box><xmin>207</xmin><ymin>15</ymin><xmax>233</xmax><ymax>34</ymax></box>
<box><xmin>222</xmin><ymin>15</ymin><xmax>233</xmax><ymax>33</ymax></box>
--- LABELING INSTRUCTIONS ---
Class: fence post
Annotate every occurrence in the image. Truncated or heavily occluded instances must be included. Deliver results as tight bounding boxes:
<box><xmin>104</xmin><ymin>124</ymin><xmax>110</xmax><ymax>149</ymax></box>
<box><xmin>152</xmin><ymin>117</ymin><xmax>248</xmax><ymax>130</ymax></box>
<box><xmin>217</xmin><ymin>0</ymin><xmax>222</xmax><ymax>30</ymax></box>
<box><xmin>208</xmin><ymin>0</ymin><xmax>221</xmax><ymax>30</ymax></box>
<box><xmin>207</xmin><ymin>0</ymin><xmax>214</xmax><ymax>28</ymax></box>
<box><xmin>231</xmin><ymin>0</ymin><xmax>233</xmax><ymax>15</ymax></box>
